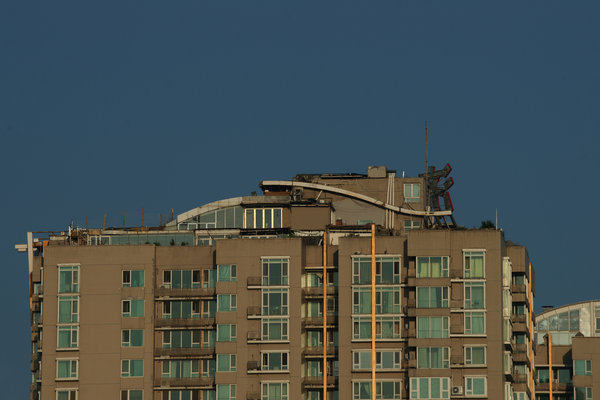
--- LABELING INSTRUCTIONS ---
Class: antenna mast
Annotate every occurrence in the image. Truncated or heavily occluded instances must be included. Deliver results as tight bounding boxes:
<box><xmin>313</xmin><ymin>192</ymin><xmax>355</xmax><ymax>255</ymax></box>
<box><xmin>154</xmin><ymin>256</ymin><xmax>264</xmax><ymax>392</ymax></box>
<box><xmin>425</xmin><ymin>121</ymin><xmax>429</xmax><ymax>224</ymax></box>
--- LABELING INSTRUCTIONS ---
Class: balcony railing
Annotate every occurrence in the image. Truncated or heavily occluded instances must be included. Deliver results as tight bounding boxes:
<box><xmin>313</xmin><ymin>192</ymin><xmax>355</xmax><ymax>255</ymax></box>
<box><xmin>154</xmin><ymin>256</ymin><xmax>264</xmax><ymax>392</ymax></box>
<box><xmin>247</xmin><ymin>276</ymin><xmax>261</xmax><ymax>288</ymax></box>
<box><xmin>536</xmin><ymin>382</ymin><xmax>572</xmax><ymax>392</ymax></box>
<box><xmin>155</xmin><ymin>318</ymin><xmax>215</xmax><ymax>328</ymax></box>
<box><xmin>155</xmin><ymin>287</ymin><xmax>215</xmax><ymax>298</ymax></box>
<box><xmin>303</xmin><ymin>317</ymin><xmax>337</xmax><ymax>328</ymax></box>
<box><xmin>302</xmin><ymin>376</ymin><xmax>337</xmax><ymax>389</ymax></box>
<box><xmin>512</xmin><ymin>284</ymin><xmax>527</xmax><ymax>294</ymax></box>
<box><xmin>247</xmin><ymin>306</ymin><xmax>261</xmax><ymax>318</ymax></box>
<box><xmin>154</xmin><ymin>347</ymin><xmax>215</xmax><ymax>358</ymax></box>
<box><xmin>155</xmin><ymin>377</ymin><xmax>214</xmax><ymax>388</ymax></box>
<box><xmin>303</xmin><ymin>286</ymin><xmax>337</xmax><ymax>298</ymax></box>
<box><xmin>303</xmin><ymin>346</ymin><xmax>337</xmax><ymax>357</ymax></box>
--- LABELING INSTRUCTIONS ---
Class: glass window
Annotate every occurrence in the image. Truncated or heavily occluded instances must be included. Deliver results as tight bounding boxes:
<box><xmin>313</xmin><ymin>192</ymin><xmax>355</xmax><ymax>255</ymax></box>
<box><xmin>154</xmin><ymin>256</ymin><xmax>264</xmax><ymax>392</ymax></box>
<box><xmin>122</xmin><ymin>329</ymin><xmax>144</xmax><ymax>347</ymax></box>
<box><xmin>263</xmin><ymin>289</ymin><xmax>289</xmax><ymax>316</ymax></box>
<box><xmin>121</xmin><ymin>390</ymin><xmax>143</xmax><ymax>400</ymax></box>
<box><xmin>575</xmin><ymin>388</ymin><xmax>592</xmax><ymax>400</ymax></box>
<box><xmin>56</xmin><ymin>359</ymin><xmax>78</xmax><ymax>380</ymax></box>
<box><xmin>376</xmin><ymin>287</ymin><xmax>401</xmax><ymax>314</ymax></box>
<box><xmin>203</xmin><ymin>269</ymin><xmax>217</xmax><ymax>288</ymax></box>
<box><xmin>202</xmin><ymin>359</ymin><xmax>216</xmax><ymax>378</ymax></box>
<box><xmin>263</xmin><ymin>258</ymin><xmax>289</xmax><ymax>286</ymax></box>
<box><xmin>217</xmin><ymin>295</ymin><xmax>237</xmax><ymax>312</ymax></box>
<box><xmin>464</xmin><ymin>251</ymin><xmax>485</xmax><ymax>278</ymax></box>
<box><xmin>410</xmin><ymin>377</ymin><xmax>450</xmax><ymax>399</ymax></box>
<box><xmin>537</xmin><ymin>368</ymin><xmax>550</xmax><ymax>383</ymax></box>
<box><xmin>58</xmin><ymin>296</ymin><xmax>79</xmax><ymax>323</ymax></box>
<box><xmin>404</xmin><ymin>183</ymin><xmax>421</xmax><ymax>203</ymax></box>
<box><xmin>353</xmin><ymin>350</ymin><xmax>401</xmax><ymax>370</ymax></box>
<box><xmin>162</xmin><ymin>300</ymin><xmax>201</xmax><ymax>319</ymax></box>
<box><xmin>121</xmin><ymin>360</ymin><xmax>144</xmax><ymax>377</ymax></box>
<box><xmin>163</xmin><ymin>330</ymin><xmax>201</xmax><ymax>349</ymax></box>
<box><xmin>404</xmin><ymin>220</ymin><xmax>421</xmax><ymax>233</ymax></box>
<box><xmin>465</xmin><ymin>377</ymin><xmax>486</xmax><ymax>396</ymax></box>
<box><xmin>352</xmin><ymin>256</ymin><xmax>401</xmax><ymax>284</ymax></box>
<box><xmin>353</xmin><ymin>381</ymin><xmax>401</xmax><ymax>400</ymax></box>
<box><xmin>57</xmin><ymin>390</ymin><xmax>77</xmax><ymax>400</ymax></box>
<box><xmin>163</xmin><ymin>270</ymin><xmax>201</xmax><ymax>289</ymax></box>
<box><xmin>465</xmin><ymin>346</ymin><xmax>486</xmax><ymax>365</ymax></box>
<box><xmin>217</xmin><ymin>265</ymin><xmax>237</xmax><ymax>282</ymax></box>
<box><xmin>216</xmin><ymin>324</ymin><xmax>237</xmax><ymax>342</ymax></box>
<box><xmin>245</xmin><ymin>208</ymin><xmax>283</xmax><ymax>229</ymax></box>
<box><xmin>217</xmin><ymin>354</ymin><xmax>236</xmax><ymax>372</ymax></box>
<box><xmin>161</xmin><ymin>359</ymin><xmax>200</xmax><ymax>378</ymax></box>
<box><xmin>574</xmin><ymin>360</ymin><xmax>592</xmax><ymax>376</ymax></box>
<box><xmin>465</xmin><ymin>312</ymin><xmax>485</xmax><ymax>335</ymax></box>
<box><xmin>416</xmin><ymin>257</ymin><xmax>449</xmax><ymax>278</ymax></box>
<box><xmin>58</xmin><ymin>266</ymin><xmax>79</xmax><ymax>293</ymax></box>
<box><xmin>417</xmin><ymin>347</ymin><xmax>450</xmax><ymax>368</ymax></box>
<box><xmin>262</xmin><ymin>382</ymin><xmax>288</xmax><ymax>400</ymax></box>
<box><xmin>417</xmin><ymin>317</ymin><xmax>449</xmax><ymax>338</ymax></box>
<box><xmin>464</xmin><ymin>283</ymin><xmax>485</xmax><ymax>309</ymax></box>
<box><xmin>262</xmin><ymin>318</ymin><xmax>289</xmax><ymax>341</ymax></box>
<box><xmin>262</xmin><ymin>352</ymin><xmax>289</xmax><ymax>371</ymax></box>
<box><xmin>57</xmin><ymin>325</ymin><xmax>78</xmax><ymax>348</ymax></box>
<box><xmin>122</xmin><ymin>300</ymin><xmax>144</xmax><ymax>317</ymax></box>
<box><xmin>123</xmin><ymin>270</ymin><xmax>144</xmax><ymax>287</ymax></box>
<box><xmin>217</xmin><ymin>384</ymin><xmax>236</xmax><ymax>400</ymax></box>
<box><xmin>417</xmin><ymin>287</ymin><xmax>449</xmax><ymax>308</ymax></box>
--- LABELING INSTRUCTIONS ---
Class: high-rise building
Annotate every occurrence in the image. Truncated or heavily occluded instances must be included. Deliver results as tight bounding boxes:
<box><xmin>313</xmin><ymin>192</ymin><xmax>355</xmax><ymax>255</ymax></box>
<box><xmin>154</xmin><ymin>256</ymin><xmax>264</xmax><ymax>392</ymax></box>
<box><xmin>534</xmin><ymin>301</ymin><xmax>600</xmax><ymax>400</ymax></box>
<box><xmin>18</xmin><ymin>165</ymin><xmax>536</xmax><ymax>400</ymax></box>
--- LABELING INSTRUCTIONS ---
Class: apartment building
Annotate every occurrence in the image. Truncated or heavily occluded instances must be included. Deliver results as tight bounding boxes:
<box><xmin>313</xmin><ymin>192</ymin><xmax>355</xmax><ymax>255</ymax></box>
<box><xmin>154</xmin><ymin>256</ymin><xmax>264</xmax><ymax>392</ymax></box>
<box><xmin>19</xmin><ymin>165</ymin><xmax>536</xmax><ymax>400</ymax></box>
<box><xmin>534</xmin><ymin>301</ymin><xmax>600</xmax><ymax>400</ymax></box>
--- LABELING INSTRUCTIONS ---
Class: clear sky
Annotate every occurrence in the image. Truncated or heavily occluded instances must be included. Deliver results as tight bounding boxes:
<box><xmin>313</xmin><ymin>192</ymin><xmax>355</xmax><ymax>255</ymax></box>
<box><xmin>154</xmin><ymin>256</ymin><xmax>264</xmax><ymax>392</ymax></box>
<box><xmin>2</xmin><ymin>1</ymin><xmax>599</xmax><ymax>396</ymax></box>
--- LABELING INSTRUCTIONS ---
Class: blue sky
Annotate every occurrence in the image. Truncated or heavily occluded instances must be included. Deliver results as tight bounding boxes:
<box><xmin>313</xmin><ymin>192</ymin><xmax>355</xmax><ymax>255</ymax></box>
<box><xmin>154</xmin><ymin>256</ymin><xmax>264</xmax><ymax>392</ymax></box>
<box><xmin>2</xmin><ymin>1</ymin><xmax>599</xmax><ymax>396</ymax></box>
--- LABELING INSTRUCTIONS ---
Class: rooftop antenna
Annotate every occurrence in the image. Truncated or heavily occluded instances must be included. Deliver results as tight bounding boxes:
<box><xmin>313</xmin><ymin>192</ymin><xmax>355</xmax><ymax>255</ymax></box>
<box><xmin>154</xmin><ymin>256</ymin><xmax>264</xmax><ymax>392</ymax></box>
<box><xmin>425</xmin><ymin>121</ymin><xmax>430</xmax><ymax>222</ymax></box>
<box><xmin>495</xmin><ymin>208</ymin><xmax>498</xmax><ymax>230</ymax></box>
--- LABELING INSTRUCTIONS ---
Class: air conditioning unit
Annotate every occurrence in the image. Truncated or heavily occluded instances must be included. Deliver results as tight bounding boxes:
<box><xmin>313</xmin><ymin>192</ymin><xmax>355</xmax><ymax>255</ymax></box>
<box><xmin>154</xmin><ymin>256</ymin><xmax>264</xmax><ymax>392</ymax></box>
<box><xmin>452</xmin><ymin>386</ymin><xmax>463</xmax><ymax>396</ymax></box>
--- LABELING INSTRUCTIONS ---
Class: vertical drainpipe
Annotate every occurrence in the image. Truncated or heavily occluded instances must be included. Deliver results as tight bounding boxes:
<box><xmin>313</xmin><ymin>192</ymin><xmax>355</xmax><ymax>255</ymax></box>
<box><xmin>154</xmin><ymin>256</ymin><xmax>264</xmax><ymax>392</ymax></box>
<box><xmin>549</xmin><ymin>333</ymin><xmax>553</xmax><ymax>400</ymax></box>
<box><xmin>528</xmin><ymin>262</ymin><xmax>535</xmax><ymax>397</ymax></box>
<box><xmin>323</xmin><ymin>231</ymin><xmax>328</xmax><ymax>400</ymax></box>
<box><xmin>371</xmin><ymin>224</ymin><xmax>376</xmax><ymax>399</ymax></box>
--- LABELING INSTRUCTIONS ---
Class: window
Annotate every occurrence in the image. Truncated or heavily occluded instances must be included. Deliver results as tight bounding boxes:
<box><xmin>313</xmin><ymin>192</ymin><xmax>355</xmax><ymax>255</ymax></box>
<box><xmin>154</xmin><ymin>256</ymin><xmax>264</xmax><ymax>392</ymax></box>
<box><xmin>163</xmin><ymin>391</ymin><xmax>200</xmax><ymax>400</ymax></box>
<box><xmin>575</xmin><ymin>388</ymin><xmax>592</xmax><ymax>400</ymax></box>
<box><xmin>162</xmin><ymin>359</ymin><xmax>199</xmax><ymax>378</ymax></box>
<box><xmin>404</xmin><ymin>220</ymin><xmax>421</xmax><ymax>233</ymax></box>
<box><xmin>465</xmin><ymin>346</ymin><xmax>486</xmax><ymax>365</ymax></box>
<box><xmin>416</xmin><ymin>257</ymin><xmax>449</xmax><ymax>278</ymax></box>
<box><xmin>353</xmin><ymin>288</ymin><xmax>400</xmax><ymax>315</ymax></box>
<box><xmin>56</xmin><ymin>359</ymin><xmax>78</xmax><ymax>380</ymax></box>
<box><xmin>162</xmin><ymin>300</ymin><xmax>201</xmax><ymax>319</ymax></box>
<box><xmin>417</xmin><ymin>317</ymin><xmax>449</xmax><ymax>338</ymax></box>
<box><xmin>410</xmin><ymin>378</ymin><xmax>450</xmax><ymax>399</ymax></box>
<box><xmin>217</xmin><ymin>354</ymin><xmax>237</xmax><ymax>372</ymax></box>
<box><xmin>417</xmin><ymin>287</ymin><xmax>449</xmax><ymax>308</ymax></box>
<box><xmin>217</xmin><ymin>295</ymin><xmax>237</xmax><ymax>312</ymax></box>
<box><xmin>58</xmin><ymin>265</ymin><xmax>79</xmax><ymax>293</ymax></box>
<box><xmin>217</xmin><ymin>384</ymin><xmax>236</xmax><ymax>400</ymax></box>
<box><xmin>514</xmin><ymin>393</ymin><xmax>528</xmax><ymax>400</ymax></box>
<box><xmin>465</xmin><ymin>377</ymin><xmax>486</xmax><ymax>396</ymax></box>
<box><xmin>263</xmin><ymin>289</ymin><xmax>289</xmax><ymax>315</ymax></box>
<box><xmin>595</xmin><ymin>306</ymin><xmax>600</xmax><ymax>334</ymax></box>
<box><xmin>58</xmin><ymin>296</ymin><xmax>78</xmax><ymax>323</ymax></box>
<box><xmin>352</xmin><ymin>380</ymin><xmax>401</xmax><ymax>399</ymax></box>
<box><xmin>353</xmin><ymin>350</ymin><xmax>401</xmax><ymax>370</ymax></box>
<box><xmin>163</xmin><ymin>270</ymin><xmax>201</xmax><ymax>289</ymax></box>
<box><xmin>262</xmin><ymin>352</ymin><xmax>289</xmax><ymax>371</ymax></box>
<box><xmin>203</xmin><ymin>269</ymin><xmax>217</xmax><ymax>288</ymax></box>
<box><xmin>352</xmin><ymin>256</ymin><xmax>401</xmax><ymax>285</ymax></box>
<box><xmin>464</xmin><ymin>251</ymin><xmax>485</xmax><ymax>278</ymax></box>
<box><xmin>262</xmin><ymin>258</ymin><xmax>289</xmax><ymax>286</ymax></box>
<box><xmin>202</xmin><ymin>300</ymin><xmax>216</xmax><ymax>318</ymax></box>
<box><xmin>353</xmin><ymin>317</ymin><xmax>401</xmax><ymax>340</ymax></box>
<box><xmin>217</xmin><ymin>324</ymin><xmax>237</xmax><ymax>342</ymax></box>
<box><xmin>404</xmin><ymin>183</ymin><xmax>421</xmax><ymax>203</ymax></box>
<box><xmin>121</xmin><ymin>390</ymin><xmax>143</xmax><ymax>400</ymax></box>
<box><xmin>122</xmin><ymin>329</ymin><xmax>144</xmax><ymax>347</ymax></box>
<box><xmin>465</xmin><ymin>312</ymin><xmax>485</xmax><ymax>335</ymax></box>
<box><xmin>574</xmin><ymin>360</ymin><xmax>592</xmax><ymax>376</ymax></box>
<box><xmin>417</xmin><ymin>347</ymin><xmax>450</xmax><ymax>368</ymax></box>
<box><xmin>57</xmin><ymin>325</ymin><xmax>78</xmax><ymax>349</ymax></box>
<box><xmin>163</xmin><ymin>330</ymin><xmax>201</xmax><ymax>349</ymax></box>
<box><xmin>464</xmin><ymin>283</ymin><xmax>485</xmax><ymax>309</ymax></box>
<box><xmin>262</xmin><ymin>382</ymin><xmax>288</xmax><ymax>400</ymax></box>
<box><xmin>122</xmin><ymin>360</ymin><xmax>144</xmax><ymax>377</ymax></box>
<box><xmin>217</xmin><ymin>264</ymin><xmax>237</xmax><ymax>282</ymax></box>
<box><xmin>56</xmin><ymin>390</ymin><xmax>77</xmax><ymax>400</ymax></box>
<box><xmin>122</xmin><ymin>270</ymin><xmax>144</xmax><ymax>287</ymax></box>
<box><xmin>202</xmin><ymin>359</ymin><xmax>216</xmax><ymax>378</ymax></box>
<box><xmin>262</xmin><ymin>318</ymin><xmax>288</xmax><ymax>341</ymax></box>
<box><xmin>122</xmin><ymin>299</ymin><xmax>145</xmax><ymax>317</ymax></box>
<box><xmin>245</xmin><ymin>208</ymin><xmax>282</xmax><ymax>229</ymax></box>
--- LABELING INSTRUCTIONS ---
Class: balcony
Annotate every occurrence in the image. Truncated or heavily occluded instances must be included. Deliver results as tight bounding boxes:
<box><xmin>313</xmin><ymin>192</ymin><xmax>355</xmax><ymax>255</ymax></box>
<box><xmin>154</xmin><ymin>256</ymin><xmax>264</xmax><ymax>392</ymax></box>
<box><xmin>450</xmin><ymin>355</ymin><xmax>462</xmax><ymax>366</ymax></box>
<box><xmin>155</xmin><ymin>287</ymin><xmax>215</xmax><ymax>299</ymax></box>
<box><xmin>246</xmin><ymin>393</ymin><xmax>261</xmax><ymax>400</ymax></box>
<box><xmin>247</xmin><ymin>306</ymin><xmax>261</xmax><ymax>318</ymax></box>
<box><xmin>303</xmin><ymin>317</ymin><xmax>337</xmax><ymax>329</ymax></box>
<box><xmin>513</xmin><ymin>352</ymin><xmax>529</xmax><ymax>364</ymax></box>
<box><xmin>154</xmin><ymin>347</ymin><xmax>215</xmax><ymax>358</ymax></box>
<box><xmin>155</xmin><ymin>318</ymin><xmax>215</xmax><ymax>328</ymax></box>
<box><xmin>536</xmin><ymin>382</ymin><xmax>572</xmax><ymax>392</ymax></box>
<box><xmin>304</xmin><ymin>264</ymin><xmax>336</xmax><ymax>271</ymax></box>
<box><xmin>156</xmin><ymin>377</ymin><xmax>214</xmax><ymax>388</ymax></box>
<box><xmin>303</xmin><ymin>286</ymin><xmax>337</xmax><ymax>298</ymax></box>
<box><xmin>247</xmin><ymin>276</ymin><xmax>261</xmax><ymax>288</ymax></box>
<box><xmin>303</xmin><ymin>346</ymin><xmax>337</xmax><ymax>358</ymax></box>
<box><xmin>512</xmin><ymin>284</ymin><xmax>526</xmax><ymax>294</ymax></box>
<box><xmin>247</xmin><ymin>331</ymin><xmax>261</xmax><ymax>341</ymax></box>
<box><xmin>247</xmin><ymin>361</ymin><xmax>260</xmax><ymax>371</ymax></box>
<box><xmin>302</xmin><ymin>376</ymin><xmax>337</xmax><ymax>389</ymax></box>
<box><xmin>513</xmin><ymin>373</ymin><xmax>528</xmax><ymax>384</ymax></box>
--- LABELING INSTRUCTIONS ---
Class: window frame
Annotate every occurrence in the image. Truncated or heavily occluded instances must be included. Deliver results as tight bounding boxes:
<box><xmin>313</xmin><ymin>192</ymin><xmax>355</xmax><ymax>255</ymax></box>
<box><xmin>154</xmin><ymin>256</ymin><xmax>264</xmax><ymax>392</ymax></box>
<box><xmin>416</xmin><ymin>316</ymin><xmax>450</xmax><ymax>338</ymax></box>
<box><xmin>465</xmin><ymin>376</ymin><xmax>487</xmax><ymax>397</ymax></box>
<box><xmin>464</xmin><ymin>345</ymin><xmax>486</xmax><ymax>366</ymax></box>
<box><xmin>217</xmin><ymin>294</ymin><xmax>237</xmax><ymax>312</ymax></box>
<box><xmin>58</xmin><ymin>265</ymin><xmax>80</xmax><ymax>294</ymax></box>
<box><xmin>122</xmin><ymin>270</ymin><xmax>144</xmax><ymax>288</ymax></box>
<box><xmin>463</xmin><ymin>250</ymin><xmax>485</xmax><ymax>279</ymax></box>
<box><xmin>261</xmin><ymin>381</ymin><xmax>289</xmax><ymax>400</ymax></box>
<box><xmin>122</xmin><ymin>329</ymin><xmax>144</xmax><ymax>347</ymax></box>
<box><xmin>409</xmin><ymin>377</ymin><xmax>450</xmax><ymax>399</ymax></box>
<box><xmin>404</xmin><ymin>183</ymin><xmax>421</xmax><ymax>203</ymax></box>
<box><xmin>416</xmin><ymin>286</ymin><xmax>449</xmax><ymax>308</ymax></box>
<box><xmin>56</xmin><ymin>358</ymin><xmax>78</xmax><ymax>381</ymax></box>
<box><xmin>56</xmin><ymin>389</ymin><xmax>78</xmax><ymax>400</ymax></box>
<box><xmin>120</xmin><ymin>389</ymin><xmax>143</xmax><ymax>400</ymax></box>
<box><xmin>417</xmin><ymin>347</ymin><xmax>450</xmax><ymax>369</ymax></box>
<box><xmin>57</xmin><ymin>325</ymin><xmax>78</xmax><ymax>349</ymax></box>
<box><xmin>122</xmin><ymin>299</ymin><xmax>145</xmax><ymax>317</ymax></box>
<box><xmin>464</xmin><ymin>282</ymin><xmax>485</xmax><ymax>309</ymax></box>
<box><xmin>464</xmin><ymin>312</ymin><xmax>486</xmax><ymax>335</ymax></box>
<box><xmin>57</xmin><ymin>296</ymin><xmax>79</xmax><ymax>323</ymax></box>
<box><xmin>121</xmin><ymin>359</ymin><xmax>144</xmax><ymax>378</ymax></box>
<box><xmin>217</xmin><ymin>324</ymin><xmax>237</xmax><ymax>342</ymax></box>
<box><xmin>416</xmin><ymin>256</ymin><xmax>449</xmax><ymax>278</ymax></box>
